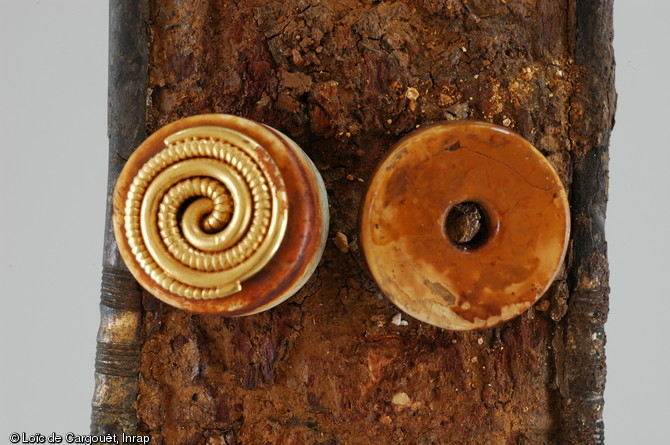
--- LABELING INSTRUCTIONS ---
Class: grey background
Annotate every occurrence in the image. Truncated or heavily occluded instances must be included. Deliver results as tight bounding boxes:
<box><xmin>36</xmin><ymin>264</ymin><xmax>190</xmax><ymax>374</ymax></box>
<box><xmin>0</xmin><ymin>1</ymin><xmax>667</xmax><ymax>443</ymax></box>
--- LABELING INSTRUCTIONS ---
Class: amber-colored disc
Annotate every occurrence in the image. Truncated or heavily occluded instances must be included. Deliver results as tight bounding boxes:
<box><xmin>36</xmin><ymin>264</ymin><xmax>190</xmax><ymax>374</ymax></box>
<box><xmin>114</xmin><ymin>114</ymin><xmax>328</xmax><ymax>315</ymax></box>
<box><xmin>360</xmin><ymin>121</ymin><xmax>569</xmax><ymax>330</ymax></box>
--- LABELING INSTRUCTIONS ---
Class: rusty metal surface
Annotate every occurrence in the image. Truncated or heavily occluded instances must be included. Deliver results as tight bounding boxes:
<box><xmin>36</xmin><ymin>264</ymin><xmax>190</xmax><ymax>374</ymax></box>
<box><xmin>91</xmin><ymin>0</ymin><xmax>614</xmax><ymax>443</ymax></box>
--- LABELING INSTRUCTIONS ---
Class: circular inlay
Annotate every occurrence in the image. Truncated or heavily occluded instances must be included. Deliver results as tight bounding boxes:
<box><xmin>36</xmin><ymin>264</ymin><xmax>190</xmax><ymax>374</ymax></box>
<box><xmin>114</xmin><ymin>114</ymin><xmax>328</xmax><ymax>315</ymax></box>
<box><xmin>360</xmin><ymin>121</ymin><xmax>570</xmax><ymax>330</ymax></box>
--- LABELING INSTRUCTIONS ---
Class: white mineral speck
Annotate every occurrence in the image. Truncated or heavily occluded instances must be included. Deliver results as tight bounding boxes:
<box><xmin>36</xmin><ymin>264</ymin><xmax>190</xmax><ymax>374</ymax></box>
<box><xmin>392</xmin><ymin>392</ymin><xmax>411</xmax><ymax>406</ymax></box>
<box><xmin>405</xmin><ymin>87</ymin><xmax>420</xmax><ymax>101</ymax></box>
<box><xmin>391</xmin><ymin>313</ymin><xmax>408</xmax><ymax>326</ymax></box>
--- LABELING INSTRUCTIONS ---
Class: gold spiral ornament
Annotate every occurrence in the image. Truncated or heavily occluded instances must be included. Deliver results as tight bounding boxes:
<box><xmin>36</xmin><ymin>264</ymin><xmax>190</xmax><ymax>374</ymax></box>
<box><xmin>117</xmin><ymin>124</ymin><xmax>288</xmax><ymax>302</ymax></box>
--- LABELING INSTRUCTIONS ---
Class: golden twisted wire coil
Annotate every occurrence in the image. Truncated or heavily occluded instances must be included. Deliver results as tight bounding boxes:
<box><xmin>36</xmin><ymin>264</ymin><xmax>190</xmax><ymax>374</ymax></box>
<box><xmin>121</xmin><ymin>126</ymin><xmax>288</xmax><ymax>300</ymax></box>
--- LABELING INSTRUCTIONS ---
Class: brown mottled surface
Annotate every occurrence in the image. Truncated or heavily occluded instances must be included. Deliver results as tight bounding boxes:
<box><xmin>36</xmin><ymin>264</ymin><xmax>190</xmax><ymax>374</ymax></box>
<box><xmin>130</xmin><ymin>0</ymin><xmax>614</xmax><ymax>443</ymax></box>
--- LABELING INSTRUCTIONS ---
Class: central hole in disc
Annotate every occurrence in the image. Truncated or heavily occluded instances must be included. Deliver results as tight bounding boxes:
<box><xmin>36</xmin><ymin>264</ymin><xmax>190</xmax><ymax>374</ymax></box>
<box><xmin>444</xmin><ymin>202</ymin><xmax>489</xmax><ymax>250</ymax></box>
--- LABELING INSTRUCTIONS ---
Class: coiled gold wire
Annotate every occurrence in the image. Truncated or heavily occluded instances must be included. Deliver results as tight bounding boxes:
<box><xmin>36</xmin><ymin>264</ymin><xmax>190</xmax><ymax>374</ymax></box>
<box><xmin>123</xmin><ymin>126</ymin><xmax>287</xmax><ymax>300</ymax></box>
